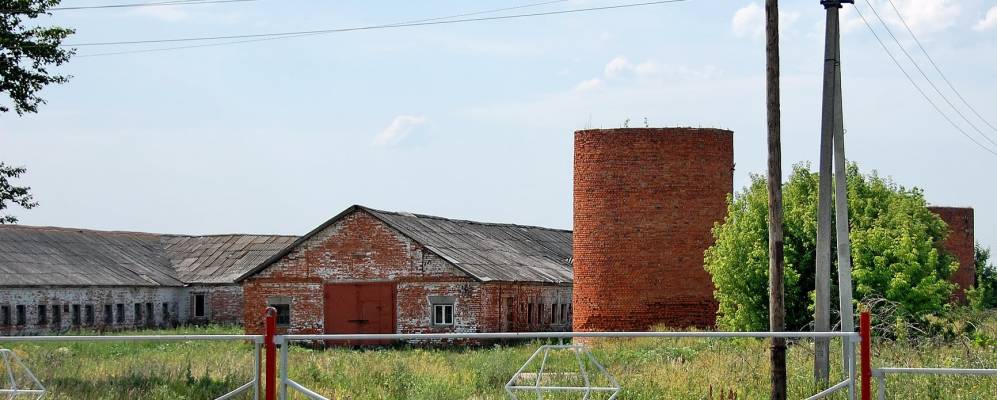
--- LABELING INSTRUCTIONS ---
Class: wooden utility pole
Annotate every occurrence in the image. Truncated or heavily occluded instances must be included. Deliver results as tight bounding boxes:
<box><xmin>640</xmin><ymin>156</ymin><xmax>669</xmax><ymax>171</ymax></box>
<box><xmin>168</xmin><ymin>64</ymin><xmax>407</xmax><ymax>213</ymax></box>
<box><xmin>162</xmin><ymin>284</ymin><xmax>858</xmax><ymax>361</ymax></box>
<box><xmin>765</xmin><ymin>0</ymin><xmax>787</xmax><ymax>398</ymax></box>
<box><xmin>816</xmin><ymin>0</ymin><xmax>853</xmax><ymax>385</ymax></box>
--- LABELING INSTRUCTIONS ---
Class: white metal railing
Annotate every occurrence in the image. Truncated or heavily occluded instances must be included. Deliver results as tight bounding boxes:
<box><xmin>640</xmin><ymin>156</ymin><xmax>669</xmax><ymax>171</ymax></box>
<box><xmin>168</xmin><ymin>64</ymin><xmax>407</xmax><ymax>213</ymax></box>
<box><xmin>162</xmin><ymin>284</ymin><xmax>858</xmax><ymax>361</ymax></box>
<box><xmin>0</xmin><ymin>334</ymin><xmax>263</xmax><ymax>400</ymax></box>
<box><xmin>871</xmin><ymin>367</ymin><xmax>997</xmax><ymax>400</ymax></box>
<box><xmin>1</xmin><ymin>348</ymin><xmax>45</xmax><ymax>399</ymax></box>
<box><xmin>276</xmin><ymin>331</ymin><xmax>860</xmax><ymax>400</ymax></box>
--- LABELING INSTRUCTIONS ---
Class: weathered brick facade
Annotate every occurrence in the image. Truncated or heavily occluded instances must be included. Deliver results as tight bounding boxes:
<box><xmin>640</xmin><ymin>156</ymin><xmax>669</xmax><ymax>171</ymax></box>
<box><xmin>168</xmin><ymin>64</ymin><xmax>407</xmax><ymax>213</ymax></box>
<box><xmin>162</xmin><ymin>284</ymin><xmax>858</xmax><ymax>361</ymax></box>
<box><xmin>241</xmin><ymin>209</ymin><xmax>571</xmax><ymax>337</ymax></box>
<box><xmin>929</xmin><ymin>206</ymin><xmax>975</xmax><ymax>303</ymax></box>
<box><xmin>185</xmin><ymin>285</ymin><xmax>244</xmax><ymax>325</ymax></box>
<box><xmin>572</xmin><ymin>128</ymin><xmax>733</xmax><ymax>332</ymax></box>
<box><xmin>0</xmin><ymin>287</ymin><xmax>182</xmax><ymax>336</ymax></box>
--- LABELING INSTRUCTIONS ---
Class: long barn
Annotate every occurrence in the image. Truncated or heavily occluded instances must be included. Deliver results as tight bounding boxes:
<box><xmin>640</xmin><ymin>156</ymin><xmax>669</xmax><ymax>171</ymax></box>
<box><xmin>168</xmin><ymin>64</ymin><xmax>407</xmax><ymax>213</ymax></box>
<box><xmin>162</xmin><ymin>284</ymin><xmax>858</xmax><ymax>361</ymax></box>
<box><xmin>0</xmin><ymin>225</ymin><xmax>294</xmax><ymax>335</ymax></box>
<box><xmin>237</xmin><ymin>205</ymin><xmax>574</xmax><ymax>337</ymax></box>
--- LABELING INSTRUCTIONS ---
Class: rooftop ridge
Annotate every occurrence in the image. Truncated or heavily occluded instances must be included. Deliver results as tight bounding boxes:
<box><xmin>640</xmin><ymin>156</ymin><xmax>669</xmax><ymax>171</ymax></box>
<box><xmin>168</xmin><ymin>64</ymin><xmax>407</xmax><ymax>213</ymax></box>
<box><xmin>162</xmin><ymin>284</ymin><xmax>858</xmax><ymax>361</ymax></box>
<box><xmin>2</xmin><ymin>224</ymin><xmax>296</xmax><ymax>238</ymax></box>
<box><xmin>360</xmin><ymin>205</ymin><xmax>572</xmax><ymax>233</ymax></box>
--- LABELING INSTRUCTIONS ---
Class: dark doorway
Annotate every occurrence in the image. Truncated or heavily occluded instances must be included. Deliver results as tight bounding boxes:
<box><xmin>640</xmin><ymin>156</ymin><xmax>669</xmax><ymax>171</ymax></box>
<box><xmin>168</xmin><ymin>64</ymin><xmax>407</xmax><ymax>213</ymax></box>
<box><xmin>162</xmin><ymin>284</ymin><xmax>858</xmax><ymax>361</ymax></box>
<box><xmin>323</xmin><ymin>283</ymin><xmax>395</xmax><ymax>346</ymax></box>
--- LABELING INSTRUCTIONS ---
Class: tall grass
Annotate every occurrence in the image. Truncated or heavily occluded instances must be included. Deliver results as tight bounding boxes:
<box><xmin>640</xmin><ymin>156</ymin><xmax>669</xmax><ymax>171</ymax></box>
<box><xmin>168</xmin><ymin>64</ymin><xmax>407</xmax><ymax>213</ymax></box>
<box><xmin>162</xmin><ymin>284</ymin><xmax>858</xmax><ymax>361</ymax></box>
<box><xmin>1</xmin><ymin>314</ymin><xmax>994</xmax><ymax>399</ymax></box>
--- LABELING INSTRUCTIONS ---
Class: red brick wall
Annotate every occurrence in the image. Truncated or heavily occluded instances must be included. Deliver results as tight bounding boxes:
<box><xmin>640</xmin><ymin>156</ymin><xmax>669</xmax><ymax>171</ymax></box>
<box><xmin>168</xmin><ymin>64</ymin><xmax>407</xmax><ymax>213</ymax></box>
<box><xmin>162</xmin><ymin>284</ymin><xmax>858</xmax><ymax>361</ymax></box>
<box><xmin>573</xmin><ymin>128</ymin><xmax>733</xmax><ymax>332</ymax></box>
<box><xmin>480</xmin><ymin>283</ymin><xmax>573</xmax><ymax>332</ymax></box>
<box><xmin>242</xmin><ymin>210</ymin><xmax>566</xmax><ymax>336</ymax></box>
<box><xmin>929</xmin><ymin>206</ymin><xmax>975</xmax><ymax>303</ymax></box>
<box><xmin>186</xmin><ymin>285</ymin><xmax>243</xmax><ymax>325</ymax></box>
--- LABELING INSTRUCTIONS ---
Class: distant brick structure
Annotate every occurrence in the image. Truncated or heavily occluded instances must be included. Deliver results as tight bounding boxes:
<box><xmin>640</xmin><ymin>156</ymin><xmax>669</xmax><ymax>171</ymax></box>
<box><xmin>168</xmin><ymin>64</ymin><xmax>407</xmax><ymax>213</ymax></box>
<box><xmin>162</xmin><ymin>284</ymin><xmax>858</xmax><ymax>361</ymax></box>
<box><xmin>929</xmin><ymin>206</ymin><xmax>975</xmax><ymax>303</ymax></box>
<box><xmin>573</xmin><ymin>128</ymin><xmax>733</xmax><ymax>332</ymax></box>
<box><xmin>240</xmin><ymin>206</ymin><xmax>573</xmax><ymax>339</ymax></box>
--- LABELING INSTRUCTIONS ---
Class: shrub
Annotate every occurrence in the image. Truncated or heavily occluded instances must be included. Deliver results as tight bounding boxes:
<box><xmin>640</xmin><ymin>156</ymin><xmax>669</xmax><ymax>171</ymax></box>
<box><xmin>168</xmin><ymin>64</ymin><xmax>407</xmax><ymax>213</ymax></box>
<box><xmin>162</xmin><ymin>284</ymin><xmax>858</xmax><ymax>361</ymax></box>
<box><xmin>705</xmin><ymin>163</ymin><xmax>957</xmax><ymax>331</ymax></box>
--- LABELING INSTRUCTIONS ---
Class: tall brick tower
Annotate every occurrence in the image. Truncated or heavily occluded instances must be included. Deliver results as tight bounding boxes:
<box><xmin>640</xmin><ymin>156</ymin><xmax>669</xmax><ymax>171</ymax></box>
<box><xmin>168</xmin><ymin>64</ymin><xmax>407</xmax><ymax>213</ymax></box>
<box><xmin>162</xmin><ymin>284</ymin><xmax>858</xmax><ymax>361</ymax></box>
<box><xmin>572</xmin><ymin>128</ymin><xmax>733</xmax><ymax>332</ymax></box>
<box><xmin>928</xmin><ymin>206</ymin><xmax>975</xmax><ymax>303</ymax></box>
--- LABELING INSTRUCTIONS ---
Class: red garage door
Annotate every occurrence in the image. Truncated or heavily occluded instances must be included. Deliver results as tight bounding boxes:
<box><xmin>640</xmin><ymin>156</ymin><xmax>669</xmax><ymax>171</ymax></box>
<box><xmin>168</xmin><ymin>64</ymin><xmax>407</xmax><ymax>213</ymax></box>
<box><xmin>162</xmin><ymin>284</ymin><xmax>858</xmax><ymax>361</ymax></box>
<box><xmin>323</xmin><ymin>283</ymin><xmax>396</xmax><ymax>345</ymax></box>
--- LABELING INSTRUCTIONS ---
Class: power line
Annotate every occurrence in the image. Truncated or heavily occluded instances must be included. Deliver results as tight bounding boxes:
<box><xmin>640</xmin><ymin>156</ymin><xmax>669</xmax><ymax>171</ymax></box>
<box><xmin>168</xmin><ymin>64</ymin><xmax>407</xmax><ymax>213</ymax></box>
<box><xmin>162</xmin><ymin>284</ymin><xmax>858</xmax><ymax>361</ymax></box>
<box><xmin>75</xmin><ymin>0</ymin><xmax>575</xmax><ymax>57</ymax></box>
<box><xmin>853</xmin><ymin>4</ymin><xmax>997</xmax><ymax>157</ymax></box>
<box><xmin>882</xmin><ymin>0</ymin><xmax>997</xmax><ymax>138</ymax></box>
<box><xmin>64</xmin><ymin>0</ymin><xmax>688</xmax><ymax>48</ymax></box>
<box><xmin>2</xmin><ymin>0</ymin><xmax>255</xmax><ymax>12</ymax></box>
<box><xmin>863</xmin><ymin>0</ymin><xmax>997</xmax><ymax>148</ymax></box>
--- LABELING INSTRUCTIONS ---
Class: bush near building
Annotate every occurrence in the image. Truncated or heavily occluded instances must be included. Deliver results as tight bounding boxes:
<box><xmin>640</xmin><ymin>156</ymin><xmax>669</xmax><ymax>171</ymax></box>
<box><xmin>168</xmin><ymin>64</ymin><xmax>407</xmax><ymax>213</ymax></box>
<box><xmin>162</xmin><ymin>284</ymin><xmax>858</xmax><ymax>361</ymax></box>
<box><xmin>705</xmin><ymin>163</ymin><xmax>958</xmax><ymax>331</ymax></box>
<box><xmin>969</xmin><ymin>244</ymin><xmax>997</xmax><ymax>309</ymax></box>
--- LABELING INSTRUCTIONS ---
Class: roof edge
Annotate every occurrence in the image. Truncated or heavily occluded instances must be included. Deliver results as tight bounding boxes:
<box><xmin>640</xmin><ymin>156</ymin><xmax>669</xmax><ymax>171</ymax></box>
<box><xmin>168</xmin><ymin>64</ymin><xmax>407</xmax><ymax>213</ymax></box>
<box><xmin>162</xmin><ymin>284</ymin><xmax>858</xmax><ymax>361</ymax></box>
<box><xmin>234</xmin><ymin>205</ymin><xmax>364</xmax><ymax>283</ymax></box>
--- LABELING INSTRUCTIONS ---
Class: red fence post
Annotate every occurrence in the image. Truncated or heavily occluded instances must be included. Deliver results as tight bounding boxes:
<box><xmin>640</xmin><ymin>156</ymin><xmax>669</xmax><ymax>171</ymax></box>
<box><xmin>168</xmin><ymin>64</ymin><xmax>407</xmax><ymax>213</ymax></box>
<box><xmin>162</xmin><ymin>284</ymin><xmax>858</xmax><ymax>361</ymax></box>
<box><xmin>860</xmin><ymin>309</ymin><xmax>872</xmax><ymax>400</ymax></box>
<box><xmin>264</xmin><ymin>307</ymin><xmax>277</xmax><ymax>400</ymax></box>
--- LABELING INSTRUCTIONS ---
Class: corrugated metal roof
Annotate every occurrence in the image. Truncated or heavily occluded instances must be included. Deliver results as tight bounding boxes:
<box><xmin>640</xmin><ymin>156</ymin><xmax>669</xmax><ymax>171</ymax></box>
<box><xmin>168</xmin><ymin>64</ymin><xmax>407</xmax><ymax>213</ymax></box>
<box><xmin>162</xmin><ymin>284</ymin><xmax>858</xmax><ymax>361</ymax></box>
<box><xmin>0</xmin><ymin>225</ymin><xmax>182</xmax><ymax>287</ymax></box>
<box><xmin>365</xmin><ymin>208</ymin><xmax>572</xmax><ymax>283</ymax></box>
<box><xmin>237</xmin><ymin>205</ymin><xmax>573</xmax><ymax>284</ymax></box>
<box><xmin>0</xmin><ymin>225</ymin><xmax>296</xmax><ymax>287</ymax></box>
<box><xmin>162</xmin><ymin>234</ymin><xmax>298</xmax><ymax>284</ymax></box>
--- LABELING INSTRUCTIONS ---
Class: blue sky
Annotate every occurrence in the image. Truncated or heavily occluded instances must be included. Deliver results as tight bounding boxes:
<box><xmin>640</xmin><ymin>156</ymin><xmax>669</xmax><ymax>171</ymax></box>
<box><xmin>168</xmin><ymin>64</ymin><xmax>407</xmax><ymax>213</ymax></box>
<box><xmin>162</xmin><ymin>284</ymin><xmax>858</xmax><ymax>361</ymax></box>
<box><xmin>2</xmin><ymin>0</ymin><xmax>996</xmax><ymax>252</ymax></box>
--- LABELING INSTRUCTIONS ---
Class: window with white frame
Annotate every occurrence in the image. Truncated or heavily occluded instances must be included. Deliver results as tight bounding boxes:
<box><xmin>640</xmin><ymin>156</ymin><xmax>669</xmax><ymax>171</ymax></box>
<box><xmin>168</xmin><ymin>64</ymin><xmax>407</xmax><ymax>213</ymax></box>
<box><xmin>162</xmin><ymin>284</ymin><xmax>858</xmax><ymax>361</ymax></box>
<box><xmin>429</xmin><ymin>296</ymin><xmax>455</xmax><ymax>326</ymax></box>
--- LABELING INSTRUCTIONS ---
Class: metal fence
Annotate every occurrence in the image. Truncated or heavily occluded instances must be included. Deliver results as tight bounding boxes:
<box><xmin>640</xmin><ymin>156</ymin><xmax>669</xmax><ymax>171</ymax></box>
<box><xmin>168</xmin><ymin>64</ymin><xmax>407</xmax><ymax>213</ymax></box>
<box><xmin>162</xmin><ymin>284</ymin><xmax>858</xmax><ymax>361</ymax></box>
<box><xmin>871</xmin><ymin>367</ymin><xmax>997</xmax><ymax>400</ymax></box>
<box><xmin>277</xmin><ymin>330</ymin><xmax>859</xmax><ymax>400</ymax></box>
<box><xmin>0</xmin><ymin>334</ymin><xmax>263</xmax><ymax>400</ymax></box>
<box><xmin>2</xmin><ymin>309</ymin><xmax>994</xmax><ymax>400</ymax></box>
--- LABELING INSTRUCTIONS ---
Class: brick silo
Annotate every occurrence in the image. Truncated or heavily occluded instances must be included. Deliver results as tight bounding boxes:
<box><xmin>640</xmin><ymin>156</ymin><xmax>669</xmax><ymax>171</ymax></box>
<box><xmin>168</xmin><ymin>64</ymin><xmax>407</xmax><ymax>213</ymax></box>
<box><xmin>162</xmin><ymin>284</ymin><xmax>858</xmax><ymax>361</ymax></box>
<box><xmin>573</xmin><ymin>128</ymin><xmax>733</xmax><ymax>332</ymax></box>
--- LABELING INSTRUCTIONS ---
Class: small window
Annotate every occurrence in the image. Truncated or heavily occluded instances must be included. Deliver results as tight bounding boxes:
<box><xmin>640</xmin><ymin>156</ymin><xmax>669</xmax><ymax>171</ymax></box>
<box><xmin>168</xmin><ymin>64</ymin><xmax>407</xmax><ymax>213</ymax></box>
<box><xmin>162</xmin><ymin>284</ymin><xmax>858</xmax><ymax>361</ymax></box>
<box><xmin>116</xmin><ymin>304</ymin><xmax>125</xmax><ymax>323</ymax></box>
<box><xmin>194</xmin><ymin>294</ymin><xmax>206</xmax><ymax>318</ymax></box>
<box><xmin>146</xmin><ymin>303</ymin><xmax>154</xmax><ymax>325</ymax></box>
<box><xmin>104</xmin><ymin>304</ymin><xmax>113</xmax><ymax>325</ymax></box>
<box><xmin>15</xmin><ymin>305</ymin><xmax>26</xmax><ymax>325</ymax></box>
<box><xmin>53</xmin><ymin>306</ymin><xmax>62</xmax><ymax>326</ymax></box>
<box><xmin>38</xmin><ymin>305</ymin><xmax>48</xmax><ymax>325</ymax></box>
<box><xmin>527</xmin><ymin>303</ymin><xmax>533</xmax><ymax>325</ymax></box>
<box><xmin>162</xmin><ymin>303</ymin><xmax>170</xmax><ymax>322</ymax></box>
<box><xmin>538</xmin><ymin>304</ymin><xmax>545</xmax><ymax>325</ymax></box>
<box><xmin>1</xmin><ymin>305</ymin><xmax>10</xmax><ymax>325</ymax></box>
<box><xmin>560</xmin><ymin>304</ymin><xmax>568</xmax><ymax>324</ymax></box>
<box><xmin>85</xmin><ymin>305</ymin><xmax>95</xmax><ymax>325</ymax></box>
<box><xmin>267</xmin><ymin>297</ymin><xmax>291</xmax><ymax>327</ymax></box>
<box><xmin>72</xmin><ymin>304</ymin><xmax>81</xmax><ymax>326</ymax></box>
<box><xmin>552</xmin><ymin>303</ymin><xmax>558</xmax><ymax>324</ymax></box>
<box><xmin>134</xmin><ymin>303</ymin><xmax>142</xmax><ymax>322</ymax></box>
<box><xmin>432</xmin><ymin>304</ymin><xmax>453</xmax><ymax>325</ymax></box>
<box><xmin>429</xmin><ymin>296</ymin><xmax>455</xmax><ymax>326</ymax></box>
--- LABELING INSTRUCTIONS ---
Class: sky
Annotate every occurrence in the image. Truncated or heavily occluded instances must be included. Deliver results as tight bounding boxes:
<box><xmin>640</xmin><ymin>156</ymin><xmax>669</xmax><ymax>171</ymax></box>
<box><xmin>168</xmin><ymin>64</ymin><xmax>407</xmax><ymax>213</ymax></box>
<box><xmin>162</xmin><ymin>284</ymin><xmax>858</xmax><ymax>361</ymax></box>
<box><xmin>2</xmin><ymin>0</ymin><xmax>996</xmax><ymax>252</ymax></box>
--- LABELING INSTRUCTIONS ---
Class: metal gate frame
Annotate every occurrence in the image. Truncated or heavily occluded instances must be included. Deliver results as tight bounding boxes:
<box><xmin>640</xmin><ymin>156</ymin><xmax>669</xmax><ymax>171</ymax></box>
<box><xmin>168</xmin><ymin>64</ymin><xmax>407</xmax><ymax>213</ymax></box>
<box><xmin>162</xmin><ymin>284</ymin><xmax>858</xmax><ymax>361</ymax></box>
<box><xmin>273</xmin><ymin>330</ymin><xmax>858</xmax><ymax>400</ymax></box>
<box><xmin>0</xmin><ymin>335</ymin><xmax>263</xmax><ymax>400</ymax></box>
<box><xmin>871</xmin><ymin>368</ymin><xmax>997</xmax><ymax>400</ymax></box>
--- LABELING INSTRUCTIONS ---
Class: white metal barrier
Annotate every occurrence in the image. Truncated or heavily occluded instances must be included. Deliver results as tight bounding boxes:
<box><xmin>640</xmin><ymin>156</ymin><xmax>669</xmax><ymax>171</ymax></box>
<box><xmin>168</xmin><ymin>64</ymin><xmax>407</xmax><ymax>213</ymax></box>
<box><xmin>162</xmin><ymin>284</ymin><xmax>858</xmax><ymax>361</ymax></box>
<box><xmin>871</xmin><ymin>367</ymin><xmax>997</xmax><ymax>400</ymax></box>
<box><xmin>1</xmin><ymin>348</ymin><xmax>45</xmax><ymax>399</ymax></box>
<box><xmin>276</xmin><ymin>330</ymin><xmax>860</xmax><ymax>400</ymax></box>
<box><xmin>0</xmin><ymin>335</ymin><xmax>263</xmax><ymax>400</ymax></box>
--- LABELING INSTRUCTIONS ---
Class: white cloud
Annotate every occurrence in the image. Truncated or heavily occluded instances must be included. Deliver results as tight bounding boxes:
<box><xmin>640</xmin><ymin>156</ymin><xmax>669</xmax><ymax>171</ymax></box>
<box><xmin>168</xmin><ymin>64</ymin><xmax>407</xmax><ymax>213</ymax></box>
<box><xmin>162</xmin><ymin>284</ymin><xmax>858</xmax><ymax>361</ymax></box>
<box><xmin>602</xmin><ymin>56</ymin><xmax>661</xmax><ymax>80</ymax></box>
<box><xmin>573</xmin><ymin>56</ymin><xmax>721</xmax><ymax>92</ymax></box>
<box><xmin>372</xmin><ymin>115</ymin><xmax>429</xmax><ymax>147</ymax></box>
<box><xmin>887</xmin><ymin>0</ymin><xmax>960</xmax><ymax>34</ymax></box>
<box><xmin>731</xmin><ymin>3</ymin><xmax>801</xmax><ymax>39</ymax></box>
<box><xmin>732</xmin><ymin>3</ymin><xmax>764</xmax><ymax>38</ymax></box>
<box><xmin>574</xmin><ymin>78</ymin><xmax>603</xmax><ymax>93</ymax></box>
<box><xmin>975</xmin><ymin>6</ymin><xmax>997</xmax><ymax>31</ymax></box>
<box><xmin>845</xmin><ymin>0</ymin><xmax>961</xmax><ymax>36</ymax></box>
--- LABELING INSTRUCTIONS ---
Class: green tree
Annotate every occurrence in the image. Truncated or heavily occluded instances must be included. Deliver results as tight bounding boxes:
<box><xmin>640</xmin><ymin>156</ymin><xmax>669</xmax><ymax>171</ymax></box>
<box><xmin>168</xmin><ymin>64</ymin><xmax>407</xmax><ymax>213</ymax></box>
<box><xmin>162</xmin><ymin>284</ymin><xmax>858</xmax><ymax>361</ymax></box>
<box><xmin>1</xmin><ymin>0</ymin><xmax>75</xmax><ymax>114</ymax></box>
<box><xmin>705</xmin><ymin>163</ymin><xmax>957</xmax><ymax>331</ymax></box>
<box><xmin>0</xmin><ymin>162</ymin><xmax>38</xmax><ymax>223</ymax></box>
<box><xmin>1</xmin><ymin>1</ymin><xmax>74</xmax><ymax>221</ymax></box>
<box><xmin>967</xmin><ymin>244</ymin><xmax>997</xmax><ymax>309</ymax></box>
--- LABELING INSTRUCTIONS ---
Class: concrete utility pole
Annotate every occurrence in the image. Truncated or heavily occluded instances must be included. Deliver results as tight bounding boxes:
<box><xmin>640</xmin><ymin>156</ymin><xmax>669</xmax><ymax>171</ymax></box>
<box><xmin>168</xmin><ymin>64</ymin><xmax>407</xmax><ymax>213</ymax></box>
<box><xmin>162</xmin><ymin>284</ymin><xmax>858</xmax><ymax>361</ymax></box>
<box><xmin>765</xmin><ymin>0</ymin><xmax>787</xmax><ymax>398</ymax></box>
<box><xmin>816</xmin><ymin>0</ymin><xmax>853</xmax><ymax>385</ymax></box>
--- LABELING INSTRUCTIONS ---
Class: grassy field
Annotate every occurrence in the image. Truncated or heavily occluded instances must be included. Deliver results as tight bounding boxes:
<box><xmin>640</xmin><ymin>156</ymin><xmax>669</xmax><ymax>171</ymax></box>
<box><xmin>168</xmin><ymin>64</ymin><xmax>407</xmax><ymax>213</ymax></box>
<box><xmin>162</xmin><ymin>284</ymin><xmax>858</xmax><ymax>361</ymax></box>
<box><xmin>1</xmin><ymin>313</ymin><xmax>994</xmax><ymax>399</ymax></box>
